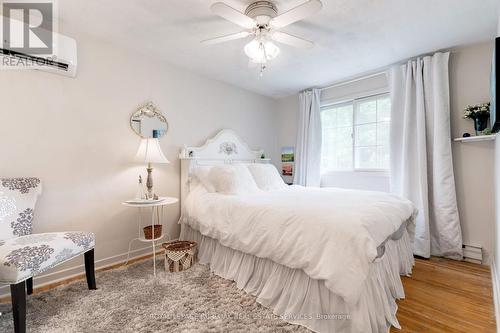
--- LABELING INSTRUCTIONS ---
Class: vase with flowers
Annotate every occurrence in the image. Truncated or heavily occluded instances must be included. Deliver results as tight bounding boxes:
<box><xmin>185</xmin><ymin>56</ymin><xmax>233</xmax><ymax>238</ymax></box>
<box><xmin>463</xmin><ymin>102</ymin><xmax>490</xmax><ymax>135</ymax></box>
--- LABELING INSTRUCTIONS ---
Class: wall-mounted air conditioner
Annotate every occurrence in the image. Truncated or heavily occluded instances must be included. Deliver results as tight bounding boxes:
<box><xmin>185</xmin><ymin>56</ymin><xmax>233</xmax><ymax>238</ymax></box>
<box><xmin>0</xmin><ymin>17</ymin><xmax>77</xmax><ymax>77</ymax></box>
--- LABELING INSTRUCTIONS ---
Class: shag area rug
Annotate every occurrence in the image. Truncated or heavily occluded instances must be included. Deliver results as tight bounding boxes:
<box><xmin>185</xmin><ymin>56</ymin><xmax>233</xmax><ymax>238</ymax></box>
<box><xmin>0</xmin><ymin>259</ymin><xmax>310</xmax><ymax>332</ymax></box>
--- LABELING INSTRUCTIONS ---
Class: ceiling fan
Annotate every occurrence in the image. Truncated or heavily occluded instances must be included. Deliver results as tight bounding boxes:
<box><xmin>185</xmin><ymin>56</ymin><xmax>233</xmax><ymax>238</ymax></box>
<box><xmin>202</xmin><ymin>0</ymin><xmax>323</xmax><ymax>76</ymax></box>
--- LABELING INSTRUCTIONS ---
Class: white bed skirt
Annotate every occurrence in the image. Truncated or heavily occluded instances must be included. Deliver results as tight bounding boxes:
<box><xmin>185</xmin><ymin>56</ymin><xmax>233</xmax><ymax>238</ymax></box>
<box><xmin>180</xmin><ymin>224</ymin><xmax>414</xmax><ymax>333</ymax></box>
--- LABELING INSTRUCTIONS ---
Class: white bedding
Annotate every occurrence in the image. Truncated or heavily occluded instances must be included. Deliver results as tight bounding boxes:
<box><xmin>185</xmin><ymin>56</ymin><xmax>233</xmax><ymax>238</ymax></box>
<box><xmin>182</xmin><ymin>185</ymin><xmax>416</xmax><ymax>306</ymax></box>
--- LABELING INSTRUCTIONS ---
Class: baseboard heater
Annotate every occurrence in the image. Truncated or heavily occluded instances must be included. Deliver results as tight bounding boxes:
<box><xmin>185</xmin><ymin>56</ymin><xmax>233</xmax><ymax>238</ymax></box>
<box><xmin>462</xmin><ymin>244</ymin><xmax>483</xmax><ymax>264</ymax></box>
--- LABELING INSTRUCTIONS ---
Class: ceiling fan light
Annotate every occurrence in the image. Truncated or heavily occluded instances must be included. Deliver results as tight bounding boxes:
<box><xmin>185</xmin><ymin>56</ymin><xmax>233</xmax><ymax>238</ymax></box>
<box><xmin>244</xmin><ymin>39</ymin><xmax>280</xmax><ymax>64</ymax></box>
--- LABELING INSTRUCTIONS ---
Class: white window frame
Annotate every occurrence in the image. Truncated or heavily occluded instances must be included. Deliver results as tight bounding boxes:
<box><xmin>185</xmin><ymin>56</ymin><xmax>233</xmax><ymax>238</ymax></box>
<box><xmin>320</xmin><ymin>92</ymin><xmax>390</xmax><ymax>175</ymax></box>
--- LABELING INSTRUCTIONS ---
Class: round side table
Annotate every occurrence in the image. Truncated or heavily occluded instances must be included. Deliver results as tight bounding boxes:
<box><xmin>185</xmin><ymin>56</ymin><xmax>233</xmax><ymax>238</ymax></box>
<box><xmin>122</xmin><ymin>197</ymin><xmax>178</xmax><ymax>276</ymax></box>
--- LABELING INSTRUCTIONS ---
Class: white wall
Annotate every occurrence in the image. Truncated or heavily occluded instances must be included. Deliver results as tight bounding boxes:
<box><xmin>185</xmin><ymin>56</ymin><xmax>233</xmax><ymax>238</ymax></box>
<box><xmin>450</xmin><ymin>42</ymin><xmax>495</xmax><ymax>264</ymax></box>
<box><xmin>492</xmin><ymin>18</ymin><xmax>499</xmax><ymax>325</ymax></box>
<box><xmin>276</xmin><ymin>41</ymin><xmax>497</xmax><ymax>263</ymax></box>
<box><xmin>0</xmin><ymin>31</ymin><xmax>279</xmax><ymax>290</ymax></box>
<box><xmin>275</xmin><ymin>94</ymin><xmax>299</xmax><ymax>184</ymax></box>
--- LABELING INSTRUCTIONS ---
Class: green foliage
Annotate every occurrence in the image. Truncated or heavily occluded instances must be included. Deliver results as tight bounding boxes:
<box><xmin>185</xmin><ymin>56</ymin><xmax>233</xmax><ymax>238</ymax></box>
<box><xmin>482</xmin><ymin>128</ymin><xmax>492</xmax><ymax>135</ymax></box>
<box><xmin>463</xmin><ymin>102</ymin><xmax>490</xmax><ymax>119</ymax></box>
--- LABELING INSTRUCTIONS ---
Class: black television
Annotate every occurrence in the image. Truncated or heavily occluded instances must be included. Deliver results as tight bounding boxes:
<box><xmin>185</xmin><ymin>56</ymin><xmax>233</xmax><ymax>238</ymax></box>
<box><xmin>491</xmin><ymin>37</ymin><xmax>500</xmax><ymax>133</ymax></box>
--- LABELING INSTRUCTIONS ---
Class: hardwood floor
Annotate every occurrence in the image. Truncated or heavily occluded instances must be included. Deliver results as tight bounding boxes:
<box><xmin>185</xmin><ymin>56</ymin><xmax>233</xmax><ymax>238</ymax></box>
<box><xmin>392</xmin><ymin>257</ymin><xmax>496</xmax><ymax>333</ymax></box>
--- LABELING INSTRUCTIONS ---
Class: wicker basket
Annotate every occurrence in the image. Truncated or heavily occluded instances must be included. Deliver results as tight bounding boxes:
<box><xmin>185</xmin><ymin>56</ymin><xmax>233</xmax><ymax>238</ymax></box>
<box><xmin>143</xmin><ymin>225</ymin><xmax>162</xmax><ymax>240</ymax></box>
<box><xmin>162</xmin><ymin>241</ymin><xmax>197</xmax><ymax>272</ymax></box>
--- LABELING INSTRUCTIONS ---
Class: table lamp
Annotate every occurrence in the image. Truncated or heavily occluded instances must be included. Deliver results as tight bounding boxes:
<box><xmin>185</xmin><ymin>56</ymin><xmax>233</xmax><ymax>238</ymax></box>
<box><xmin>135</xmin><ymin>138</ymin><xmax>170</xmax><ymax>199</ymax></box>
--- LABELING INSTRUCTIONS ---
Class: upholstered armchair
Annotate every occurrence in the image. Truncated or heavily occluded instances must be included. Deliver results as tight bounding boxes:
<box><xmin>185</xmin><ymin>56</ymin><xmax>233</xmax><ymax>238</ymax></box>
<box><xmin>0</xmin><ymin>178</ymin><xmax>96</xmax><ymax>333</ymax></box>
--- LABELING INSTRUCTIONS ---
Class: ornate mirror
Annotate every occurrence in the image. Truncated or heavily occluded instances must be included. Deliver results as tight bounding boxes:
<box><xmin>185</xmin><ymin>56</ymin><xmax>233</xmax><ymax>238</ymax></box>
<box><xmin>130</xmin><ymin>102</ymin><xmax>168</xmax><ymax>138</ymax></box>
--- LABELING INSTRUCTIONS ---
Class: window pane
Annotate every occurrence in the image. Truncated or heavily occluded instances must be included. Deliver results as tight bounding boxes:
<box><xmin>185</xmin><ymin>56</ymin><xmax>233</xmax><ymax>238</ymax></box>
<box><xmin>377</xmin><ymin>98</ymin><xmax>391</xmax><ymax>122</ymax></box>
<box><xmin>320</xmin><ymin>104</ymin><xmax>353</xmax><ymax>172</ymax></box>
<box><xmin>321</xmin><ymin>155</ymin><xmax>335</xmax><ymax>171</ymax></box>
<box><xmin>321</xmin><ymin>127</ymin><xmax>336</xmax><ymax>170</ymax></box>
<box><xmin>377</xmin><ymin>121</ymin><xmax>390</xmax><ymax>146</ymax></box>
<box><xmin>377</xmin><ymin>146</ymin><xmax>390</xmax><ymax>169</ymax></box>
<box><xmin>320</xmin><ymin>95</ymin><xmax>390</xmax><ymax>172</ymax></box>
<box><xmin>355</xmin><ymin>123</ymin><xmax>376</xmax><ymax>146</ymax></box>
<box><xmin>336</xmin><ymin>126</ymin><xmax>352</xmax><ymax>149</ymax></box>
<box><xmin>321</xmin><ymin>108</ymin><xmax>337</xmax><ymax>129</ymax></box>
<box><xmin>355</xmin><ymin>147</ymin><xmax>377</xmax><ymax>169</ymax></box>
<box><xmin>336</xmin><ymin>105</ymin><xmax>353</xmax><ymax>127</ymax></box>
<box><xmin>356</xmin><ymin>100</ymin><xmax>376</xmax><ymax>124</ymax></box>
<box><xmin>322</xmin><ymin>128</ymin><xmax>336</xmax><ymax>150</ymax></box>
<box><xmin>336</xmin><ymin>127</ymin><xmax>353</xmax><ymax>170</ymax></box>
<box><xmin>337</xmin><ymin>148</ymin><xmax>353</xmax><ymax>170</ymax></box>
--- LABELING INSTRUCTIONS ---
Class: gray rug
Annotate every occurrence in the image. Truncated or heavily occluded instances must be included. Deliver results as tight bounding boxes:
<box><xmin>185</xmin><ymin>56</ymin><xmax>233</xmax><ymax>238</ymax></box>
<box><xmin>0</xmin><ymin>259</ymin><xmax>310</xmax><ymax>332</ymax></box>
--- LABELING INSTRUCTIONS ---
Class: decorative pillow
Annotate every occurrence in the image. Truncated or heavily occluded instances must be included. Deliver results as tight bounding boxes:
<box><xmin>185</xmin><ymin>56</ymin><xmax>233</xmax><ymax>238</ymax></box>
<box><xmin>191</xmin><ymin>166</ymin><xmax>215</xmax><ymax>192</ymax></box>
<box><xmin>247</xmin><ymin>164</ymin><xmax>287</xmax><ymax>191</ymax></box>
<box><xmin>207</xmin><ymin>165</ymin><xmax>261</xmax><ymax>195</ymax></box>
<box><xmin>0</xmin><ymin>178</ymin><xmax>42</xmax><ymax>241</ymax></box>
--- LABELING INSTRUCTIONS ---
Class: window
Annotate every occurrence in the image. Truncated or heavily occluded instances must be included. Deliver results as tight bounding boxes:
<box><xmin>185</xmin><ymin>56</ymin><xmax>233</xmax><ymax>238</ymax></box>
<box><xmin>320</xmin><ymin>94</ymin><xmax>391</xmax><ymax>172</ymax></box>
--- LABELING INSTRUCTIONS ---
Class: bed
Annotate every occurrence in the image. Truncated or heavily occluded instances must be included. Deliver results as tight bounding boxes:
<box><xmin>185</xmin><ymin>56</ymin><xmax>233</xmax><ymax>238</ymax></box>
<box><xmin>178</xmin><ymin>129</ymin><xmax>416</xmax><ymax>333</ymax></box>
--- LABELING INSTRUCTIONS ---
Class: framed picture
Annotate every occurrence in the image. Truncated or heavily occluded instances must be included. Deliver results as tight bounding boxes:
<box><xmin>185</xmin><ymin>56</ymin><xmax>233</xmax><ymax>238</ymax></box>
<box><xmin>282</xmin><ymin>163</ymin><xmax>293</xmax><ymax>176</ymax></box>
<box><xmin>281</xmin><ymin>147</ymin><xmax>294</xmax><ymax>162</ymax></box>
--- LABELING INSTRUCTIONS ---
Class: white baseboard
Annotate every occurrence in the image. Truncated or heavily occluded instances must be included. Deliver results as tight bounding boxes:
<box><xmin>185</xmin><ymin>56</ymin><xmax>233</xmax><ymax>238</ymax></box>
<box><xmin>491</xmin><ymin>260</ymin><xmax>500</xmax><ymax>333</ymax></box>
<box><xmin>0</xmin><ymin>243</ymin><xmax>166</xmax><ymax>298</ymax></box>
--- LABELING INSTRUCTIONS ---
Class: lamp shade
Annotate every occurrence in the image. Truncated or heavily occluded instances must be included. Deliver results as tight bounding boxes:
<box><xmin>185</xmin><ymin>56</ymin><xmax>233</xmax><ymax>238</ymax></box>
<box><xmin>135</xmin><ymin>138</ymin><xmax>170</xmax><ymax>164</ymax></box>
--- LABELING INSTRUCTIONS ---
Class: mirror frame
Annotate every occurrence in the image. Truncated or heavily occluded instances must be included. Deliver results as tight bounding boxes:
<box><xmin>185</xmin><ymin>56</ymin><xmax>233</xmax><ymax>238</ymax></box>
<box><xmin>130</xmin><ymin>101</ymin><xmax>168</xmax><ymax>138</ymax></box>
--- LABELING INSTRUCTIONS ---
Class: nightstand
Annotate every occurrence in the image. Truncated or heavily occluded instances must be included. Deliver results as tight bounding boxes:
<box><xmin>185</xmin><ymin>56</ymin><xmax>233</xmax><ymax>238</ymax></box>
<box><xmin>122</xmin><ymin>197</ymin><xmax>178</xmax><ymax>276</ymax></box>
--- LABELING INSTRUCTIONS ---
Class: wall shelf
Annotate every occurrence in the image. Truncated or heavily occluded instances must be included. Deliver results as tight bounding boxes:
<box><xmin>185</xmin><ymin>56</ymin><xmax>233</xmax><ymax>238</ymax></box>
<box><xmin>453</xmin><ymin>134</ymin><xmax>496</xmax><ymax>143</ymax></box>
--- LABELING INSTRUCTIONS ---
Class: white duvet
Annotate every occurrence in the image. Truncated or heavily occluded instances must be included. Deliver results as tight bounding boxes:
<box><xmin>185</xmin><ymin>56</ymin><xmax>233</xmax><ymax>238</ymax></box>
<box><xmin>182</xmin><ymin>185</ymin><xmax>416</xmax><ymax>306</ymax></box>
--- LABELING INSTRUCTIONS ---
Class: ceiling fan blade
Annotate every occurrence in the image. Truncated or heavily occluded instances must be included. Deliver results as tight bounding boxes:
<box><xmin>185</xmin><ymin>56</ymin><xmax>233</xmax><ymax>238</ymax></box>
<box><xmin>201</xmin><ymin>31</ymin><xmax>251</xmax><ymax>45</ymax></box>
<box><xmin>272</xmin><ymin>31</ymin><xmax>314</xmax><ymax>48</ymax></box>
<box><xmin>210</xmin><ymin>2</ymin><xmax>256</xmax><ymax>29</ymax></box>
<box><xmin>270</xmin><ymin>0</ymin><xmax>323</xmax><ymax>29</ymax></box>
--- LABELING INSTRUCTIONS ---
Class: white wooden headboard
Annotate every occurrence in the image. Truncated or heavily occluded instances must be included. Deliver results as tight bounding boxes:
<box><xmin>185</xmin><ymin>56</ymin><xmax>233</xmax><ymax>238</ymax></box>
<box><xmin>179</xmin><ymin>129</ymin><xmax>270</xmax><ymax>205</ymax></box>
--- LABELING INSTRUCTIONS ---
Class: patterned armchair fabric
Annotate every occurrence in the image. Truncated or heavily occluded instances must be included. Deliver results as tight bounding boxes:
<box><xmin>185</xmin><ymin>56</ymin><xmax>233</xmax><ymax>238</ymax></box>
<box><xmin>0</xmin><ymin>178</ymin><xmax>41</xmax><ymax>240</ymax></box>
<box><xmin>0</xmin><ymin>178</ymin><xmax>95</xmax><ymax>284</ymax></box>
<box><xmin>0</xmin><ymin>231</ymin><xmax>95</xmax><ymax>283</ymax></box>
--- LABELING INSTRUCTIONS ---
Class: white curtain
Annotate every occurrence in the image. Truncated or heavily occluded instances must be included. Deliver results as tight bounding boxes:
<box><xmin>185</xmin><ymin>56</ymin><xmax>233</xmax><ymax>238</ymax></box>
<box><xmin>389</xmin><ymin>52</ymin><xmax>462</xmax><ymax>259</ymax></box>
<box><xmin>294</xmin><ymin>89</ymin><xmax>322</xmax><ymax>186</ymax></box>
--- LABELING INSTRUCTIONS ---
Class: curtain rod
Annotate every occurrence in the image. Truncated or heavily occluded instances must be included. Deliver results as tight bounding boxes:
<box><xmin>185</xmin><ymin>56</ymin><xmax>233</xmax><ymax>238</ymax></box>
<box><xmin>319</xmin><ymin>70</ymin><xmax>387</xmax><ymax>91</ymax></box>
<box><xmin>316</xmin><ymin>48</ymin><xmax>454</xmax><ymax>93</ymax></box>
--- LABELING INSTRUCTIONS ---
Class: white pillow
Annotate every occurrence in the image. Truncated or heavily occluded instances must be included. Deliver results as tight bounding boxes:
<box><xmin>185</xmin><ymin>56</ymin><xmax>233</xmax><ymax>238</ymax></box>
<box><xmin>191</xmin><ymin>166</ymin><xmax>215</xmax><ymax>192</ymax></box>
<box><xmin>208</xmin><ymin>165</ymin><xmax>261</xmax><ymax>195</ymax></box>
<box><xmin>247</xmin><ymin>164</ymin><xmax>287</xmax><ymax>191</ymax></box>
